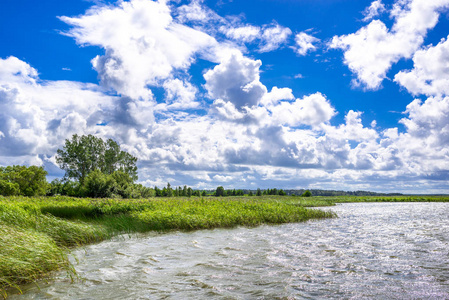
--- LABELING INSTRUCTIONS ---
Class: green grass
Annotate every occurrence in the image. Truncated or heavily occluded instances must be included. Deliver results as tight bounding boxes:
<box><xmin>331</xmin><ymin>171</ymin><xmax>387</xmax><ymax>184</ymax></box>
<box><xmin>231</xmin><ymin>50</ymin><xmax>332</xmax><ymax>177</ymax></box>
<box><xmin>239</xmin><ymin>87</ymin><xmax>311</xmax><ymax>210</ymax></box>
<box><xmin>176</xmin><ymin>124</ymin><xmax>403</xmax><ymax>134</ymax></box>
<box><xmin>305</xmin><ymin>195</ymin><xmax>449</xmax><ymax>203</ymax></box>
<box><xmin>4</xmin><ymin>194</ymin><xmax>447</xmax><ymax>297</ymax></box>
<box><xmin>0</xmin><ymin>195</ymin><xmax>336</xmax><ymax>297</ymax></box>
<box><xmin>0</xmin><ymin>202</ymin><xmax>109</xmax><ymax>298</ymax></box>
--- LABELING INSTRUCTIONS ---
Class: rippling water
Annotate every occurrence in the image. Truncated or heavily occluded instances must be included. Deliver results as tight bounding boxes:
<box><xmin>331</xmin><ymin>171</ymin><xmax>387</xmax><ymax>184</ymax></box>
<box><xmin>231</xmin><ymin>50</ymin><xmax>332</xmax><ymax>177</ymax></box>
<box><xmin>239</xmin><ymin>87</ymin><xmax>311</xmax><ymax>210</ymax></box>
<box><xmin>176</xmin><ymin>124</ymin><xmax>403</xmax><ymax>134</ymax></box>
<box><xmin>12</xmin><ymin>203</ymin><xmax>449</xmax><ymax>299</ymax></box>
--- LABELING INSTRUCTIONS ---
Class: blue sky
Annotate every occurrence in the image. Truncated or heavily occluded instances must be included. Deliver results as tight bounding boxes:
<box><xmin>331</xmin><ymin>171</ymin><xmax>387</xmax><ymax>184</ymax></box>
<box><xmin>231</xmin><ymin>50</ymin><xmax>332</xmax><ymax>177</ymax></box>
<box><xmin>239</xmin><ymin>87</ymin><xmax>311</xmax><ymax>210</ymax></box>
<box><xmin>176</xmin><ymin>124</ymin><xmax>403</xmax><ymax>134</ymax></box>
<box><xmin>1</xmin><ymin>0</ymin><xmax>449</xmax><ymax>193</ymax></box>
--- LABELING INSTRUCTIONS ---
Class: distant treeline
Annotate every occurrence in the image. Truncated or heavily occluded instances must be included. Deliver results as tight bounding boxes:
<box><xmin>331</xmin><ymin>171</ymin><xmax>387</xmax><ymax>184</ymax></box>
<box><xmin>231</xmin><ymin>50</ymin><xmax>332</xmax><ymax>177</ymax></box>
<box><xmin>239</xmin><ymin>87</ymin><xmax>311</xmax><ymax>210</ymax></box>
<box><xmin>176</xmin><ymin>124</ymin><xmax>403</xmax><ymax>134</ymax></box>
<box><xmin>1</xmin><ymin>166</ymin><xmax>402</xmax><ymax>199</ymax></box>
<box><xmin>282</xmin><ymin>189</ymin><xmax>403</xmax><ymax>197</ymax></box>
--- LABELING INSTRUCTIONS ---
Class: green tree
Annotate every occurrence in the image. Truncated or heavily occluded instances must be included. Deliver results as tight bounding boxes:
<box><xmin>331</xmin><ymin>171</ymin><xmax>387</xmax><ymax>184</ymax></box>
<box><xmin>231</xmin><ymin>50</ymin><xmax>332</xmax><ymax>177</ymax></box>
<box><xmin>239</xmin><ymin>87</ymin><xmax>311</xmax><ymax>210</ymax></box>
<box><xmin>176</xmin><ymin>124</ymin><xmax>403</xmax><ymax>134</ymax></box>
<box><xmin>302</xmin><ymin>190</ymin><xmax>312</xmax><ymax>197</ymax></box>
<box><xmin>166</xmin><ymin>182</ymin><xmax>173</xmax><ymax>197</ymax></box>
<box><xmin>47</xmin><ymin>179</ymin><xmax>63</xmax><ymax>196</ymax></box>
<box><xmin>0</xmin><ymin>180</ymin><xmax>19</xmax><ymax>196</ymax></box>
<box><xmin>0</xmin><ymin>165</ymin><xmax>48</xmax><ymax>196</ymax></box>
<box><xmin>256</xmin><ymin>188</ymin><xmax>262</xmax><ymax>196</ymax></box>
<box><xmin>56</xmin><ymin>134</ymin><xmax>138</xmax><ymax>184</ymax></box>
<box><xmin>111</xmin><ymin>171</ymin><xmax>134</xmax><ymax>198</ymax></box>
<box><xmin>81</xmin><ymin>169</ymin><xmax>116</xmax><ymax>198</ymax></box>
<box><xmin>215</xmin><ymin>186</ymin><xmax>225</xmax><ymax>197</ymax></box>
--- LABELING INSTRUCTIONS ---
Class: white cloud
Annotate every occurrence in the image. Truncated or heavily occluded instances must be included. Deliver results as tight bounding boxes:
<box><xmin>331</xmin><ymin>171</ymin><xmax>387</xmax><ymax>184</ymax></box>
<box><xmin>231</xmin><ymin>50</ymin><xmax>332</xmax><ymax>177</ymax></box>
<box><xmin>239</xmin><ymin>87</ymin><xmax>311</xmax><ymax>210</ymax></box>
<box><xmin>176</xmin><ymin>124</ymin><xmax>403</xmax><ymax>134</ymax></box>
<box><xmin>222</xmin><ymin>25</ymin><xmax>261</xmax><ymax>43</ymax></box>
<box><xmin>176</xmin><ymin>0</ymin><xmax>217</xmax><ymax>22</ymax></box>
<box><xmin>394</xmin><ymin>36</ymin><xmax>449</xmax><ymax>96</ymax></box>
<box><xmin>258</xmin><ymin>23</ymin><xmax>292</xmax><ymax>53</ymax></box>
<box><xmin>261</xmin><ymin>87</ymin><xmax>295</xmax><ymax>106</ymax></box>
<box><xmin>61</xmin><ymin>0</ymin><xmax>217</xmax><ymax>100</ymax></box>
<box><xmin>331</xmin><ymin>0</ymin><xmax>449</xmax><ymax>90</ymax></box>
<box><xmin>213</xmin><ymin>174</ymin><xmax>234</xmax><ymax>182</ymax></box>
<box><xmin>2</xmin><ymin>0</ymin><xmax>449</xmax><ymax>193</ymax></box>
<box><xmin>0</xmin><ymin>56</ymin><xmax>38</xmax><ymax>85</ymax></box>
<box><xmin>219</xmin><ymin>22</ymin><xmax>291</xmax><ymax>53</ymax></box>
<box><xmin>2</xmin><ymin>55</ymin><xmax>448</xmax><ymax>192</ymax></box>
<box><xmin>363</xmin><ymin>0</ymin><xmax>386</xmax><ymax>22</ymax></box>
<box><xmin>0</xmin><ymin>57</ymin><xmax>119</xmax><ymax>163</ymax></box>
<box><xmin>400</xmin><ymin>96</ymin><xmax>449</xmax><ymax>144</ymax></box>
<box><xmin>270</xmin><ymin>93</ymin><xmax>336</xmax><ymax>127</ymax></box>
<box><xmin>204</xmin><ymin>52</ymin><xmax>267</xmax><ymax>109</ymax></box>
<box><xmin>294</xmin><ymin>32</ymin><xmax>320</xmax><ymax>56</ymax></box>
<box><xmin>161</xmin><ymin>78</ymin><xmax>199</xmax><ymax>110</ymax></box>
<box><xmin>341</xmin><ymin>110</ymin><xmax>378</xmax><ymax>141</ymax></box>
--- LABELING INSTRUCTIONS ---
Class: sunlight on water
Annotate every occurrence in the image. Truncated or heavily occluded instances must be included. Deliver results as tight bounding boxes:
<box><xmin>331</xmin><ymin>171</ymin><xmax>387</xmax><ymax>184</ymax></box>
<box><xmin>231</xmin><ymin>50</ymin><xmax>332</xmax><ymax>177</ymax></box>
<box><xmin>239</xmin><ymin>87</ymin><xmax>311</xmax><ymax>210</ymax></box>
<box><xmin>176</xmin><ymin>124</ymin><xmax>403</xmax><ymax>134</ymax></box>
<box><xmin>11</xmin><ymin>203</ymin><xmax>449</xmax><ymax>299</ymax></box>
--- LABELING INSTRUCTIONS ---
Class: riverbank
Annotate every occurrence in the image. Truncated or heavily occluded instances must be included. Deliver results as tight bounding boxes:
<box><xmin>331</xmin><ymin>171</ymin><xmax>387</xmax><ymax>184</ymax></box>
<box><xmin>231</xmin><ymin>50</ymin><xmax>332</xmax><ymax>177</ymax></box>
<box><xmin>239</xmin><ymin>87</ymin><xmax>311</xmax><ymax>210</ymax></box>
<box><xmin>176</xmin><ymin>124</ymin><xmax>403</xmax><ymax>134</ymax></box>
<box><xmin>0</xmin><ymin>195</ymin><xmax>335</xmax><ymax>298</ymax></box>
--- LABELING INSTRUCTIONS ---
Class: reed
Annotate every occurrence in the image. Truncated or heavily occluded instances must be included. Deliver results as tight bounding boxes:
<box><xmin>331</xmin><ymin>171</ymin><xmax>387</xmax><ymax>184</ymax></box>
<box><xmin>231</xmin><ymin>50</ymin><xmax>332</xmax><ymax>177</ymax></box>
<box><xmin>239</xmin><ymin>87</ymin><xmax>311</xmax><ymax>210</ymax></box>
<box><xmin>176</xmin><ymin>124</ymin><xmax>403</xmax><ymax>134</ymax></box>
<box><xmin>0</xmin><ymin>195</ymin><xmax>337</xmax><ymax>297</ymax></box>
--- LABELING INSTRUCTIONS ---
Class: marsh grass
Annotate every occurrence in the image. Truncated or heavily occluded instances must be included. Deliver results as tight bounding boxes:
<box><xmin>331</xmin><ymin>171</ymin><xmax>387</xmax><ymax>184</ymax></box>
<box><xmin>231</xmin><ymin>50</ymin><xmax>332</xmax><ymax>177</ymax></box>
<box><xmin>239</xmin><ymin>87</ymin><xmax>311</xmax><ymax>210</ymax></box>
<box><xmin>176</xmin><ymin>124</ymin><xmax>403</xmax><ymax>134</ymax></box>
<box><xmin>3</xmin><ymin>193</ymin><xmax>448</xmax><ymax>297</ymax></box>
<box><xmin>0</xmin><ymin>201</ymin><xmax>109</xmax><ymax>298</ymax></box>
<box><xmin>130</xmin><ymin>198</ymin><xmax>336</xmax><ymax>230</ymax></box>
<box><xmin>0</xmin><ymin>194</ymin><xmax>373</xmax><ymax>297</ymax></box>
<box><xmin>309</xmin><ymin>195</ymin><xmax>449</xmax><ymax>203</ymax></box>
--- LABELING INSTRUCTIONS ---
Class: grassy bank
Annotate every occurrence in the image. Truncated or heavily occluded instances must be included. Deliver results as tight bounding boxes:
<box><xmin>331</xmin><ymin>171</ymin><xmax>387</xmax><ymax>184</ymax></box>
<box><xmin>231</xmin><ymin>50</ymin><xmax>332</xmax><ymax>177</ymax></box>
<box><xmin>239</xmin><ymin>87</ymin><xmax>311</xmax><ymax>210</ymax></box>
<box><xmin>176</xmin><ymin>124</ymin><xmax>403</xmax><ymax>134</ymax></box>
<box><xmin>307</xmin><ymin>195</ymin><xmax>449</xmax><ymax>203</ymax></box>
<box><xmin>0</xmin><ymin>195</ymin><xmax>335</xmax><ymax>297</ymax></box>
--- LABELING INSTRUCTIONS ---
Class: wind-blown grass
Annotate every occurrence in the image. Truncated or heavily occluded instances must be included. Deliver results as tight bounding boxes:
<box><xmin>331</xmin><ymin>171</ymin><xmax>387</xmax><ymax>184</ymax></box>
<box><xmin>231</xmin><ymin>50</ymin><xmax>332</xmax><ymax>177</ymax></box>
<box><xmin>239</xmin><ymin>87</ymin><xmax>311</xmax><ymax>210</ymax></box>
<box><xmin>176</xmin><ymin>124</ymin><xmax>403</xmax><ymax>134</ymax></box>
<box><xmin>0</xmin><ymin>201</ymin><xmax>108</xmax><ymax>298</ymax></box>
<box><xmin>3</xmin><ymin>193</ymin><xmax>448</xmax><ymax>297</ymax></box>
<box><xmin>0</xmin><ymin>195</ymin><xmax>336</xmax><ymax>297</ymax></box>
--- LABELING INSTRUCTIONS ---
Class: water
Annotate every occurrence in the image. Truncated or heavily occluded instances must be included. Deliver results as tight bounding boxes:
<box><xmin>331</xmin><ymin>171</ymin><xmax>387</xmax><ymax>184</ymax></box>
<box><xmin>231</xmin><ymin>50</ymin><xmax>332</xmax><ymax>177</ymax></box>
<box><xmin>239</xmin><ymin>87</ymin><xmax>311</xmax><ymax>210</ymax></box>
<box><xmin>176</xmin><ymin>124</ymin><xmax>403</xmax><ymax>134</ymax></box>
<box><xmin>11</xmin><ymin>203</ymin><xmax>449</xmax><ymax>299</ymax></box>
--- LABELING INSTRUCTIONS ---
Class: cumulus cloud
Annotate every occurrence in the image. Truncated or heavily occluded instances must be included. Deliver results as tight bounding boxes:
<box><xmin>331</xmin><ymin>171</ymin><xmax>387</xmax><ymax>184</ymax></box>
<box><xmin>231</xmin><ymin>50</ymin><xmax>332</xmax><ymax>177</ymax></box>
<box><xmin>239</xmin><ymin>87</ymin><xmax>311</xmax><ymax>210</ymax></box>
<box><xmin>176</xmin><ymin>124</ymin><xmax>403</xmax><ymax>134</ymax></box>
<box><xmin>204</xmin><ymin>52</ymin><xmax>267</xmax><ymax>109</ymax></box>
<box><xmin>293</xmin><ymin>32</ymin><xmax>320</xmax><ymax>56</ymax></box>
<box><xmin>2</xmin><ymin>55</ymin><xmax>447</xmax><ymax>192</ymax></box>
<box><xmin>0</xmin><ymin>57</ymin><xmax>119</xmax><ymax>163</ymax></box>
<box><xmin>219</xmin><ymin>22</ymin><xmax>292</xmax><ymax>53</ymax></box>
<box><xmin>61</xmin><ymin>0</ymin><xmax>217</xmax><ymax>100</ymax></box>
<box><xmin>363</xmin><ymin>0</ymin><xmax>386</xmax><ymax>21</ymax></box>
<box><xmin>3</xmin><ymin>0</ymin><xmax>449</xmax><ymax>193</ymax></box>
<box><xmin>161</xmin><ymin>78</ymin><xmax>199</xmax><ymax>110</ymax></box>
<box><xmin>222</xmin><ymin>25</ymin><xmax>261</xmax><ymax>43</ymax></box>
<box><xmin>400</xmin><ymin>96</ymin><xmax>449</xmax><ymax>144</ymax></box>
<box><xmin>261</xmin><ymin>87</ymin><xmax>295</xmax><ymax>106</ymax></box>
<box><xmin>394</xmin><ymin>36</ymin><xmax>449</xmax><ymax>96</ymax></box>
<box><xmin>258</xmin><ymin>23</ymin><xmax>292</xmax><ymax>53</ymax></box>
<box><xmin>176</xmin><ymin>0</ymin><xmax>219</xmax><ymax>22</ymax></box>
<box><xmin>270</xmin><ymin>93</ymin><xmax>336</xmax><ymax>127</ymax></box>
<box><xmin>331</xmin><ymin>0</ymin><xmax>449</xmax><ymax>90</ymax></box>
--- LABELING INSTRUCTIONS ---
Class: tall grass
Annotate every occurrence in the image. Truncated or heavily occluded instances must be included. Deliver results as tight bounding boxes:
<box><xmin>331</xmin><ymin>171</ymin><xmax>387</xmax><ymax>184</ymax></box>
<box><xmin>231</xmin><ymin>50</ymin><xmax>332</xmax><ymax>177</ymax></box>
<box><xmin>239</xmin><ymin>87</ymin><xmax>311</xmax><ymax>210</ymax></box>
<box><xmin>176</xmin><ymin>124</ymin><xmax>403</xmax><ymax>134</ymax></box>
<box><xmin>3</xmin><ymin>193</ymin><xmax>448</xmax><ymax>297</ymax></box>
<box><xmin>0</xmin><ymin>195</ymin><xmax>336</xmax><ymax>297</ymax></box>
<box><xmin>308</xmin><ymin>195</ymin><xmax>449</xmax><ymax>203</ymax></box>
<box><xmin>0</xmin><ymin>201</ymin><xmax>109</xmax><ymax>298</ymax></box>
<box><xmin>130</xmin><ymin>198</ymin><xmax>335</xmax><ymax>230</ymax></box>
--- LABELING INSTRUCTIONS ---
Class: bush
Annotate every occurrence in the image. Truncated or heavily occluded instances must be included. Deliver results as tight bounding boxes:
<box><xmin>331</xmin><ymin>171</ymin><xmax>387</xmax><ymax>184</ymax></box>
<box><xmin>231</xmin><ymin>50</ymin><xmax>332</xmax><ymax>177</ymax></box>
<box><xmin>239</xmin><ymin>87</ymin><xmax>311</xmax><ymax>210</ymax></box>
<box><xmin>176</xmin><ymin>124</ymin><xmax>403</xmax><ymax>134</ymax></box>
<box><xmin>302</xmin><ymin>190</ymin><xmax>312</xmax><ymax>197</ymax></box>
<box><xmin>0</xmin><ymin>165</ymin><xmax>48</xmax><ymax>196</ymax></box>
<box><xmin>81</xmin><ymin>169</ymin><xmax>116</xmax><ymax>198</ymax></box>
<box><xmin>0</xmin><ymin>180</ymin><xmax>19</xmax><ymax>196</ymax></box>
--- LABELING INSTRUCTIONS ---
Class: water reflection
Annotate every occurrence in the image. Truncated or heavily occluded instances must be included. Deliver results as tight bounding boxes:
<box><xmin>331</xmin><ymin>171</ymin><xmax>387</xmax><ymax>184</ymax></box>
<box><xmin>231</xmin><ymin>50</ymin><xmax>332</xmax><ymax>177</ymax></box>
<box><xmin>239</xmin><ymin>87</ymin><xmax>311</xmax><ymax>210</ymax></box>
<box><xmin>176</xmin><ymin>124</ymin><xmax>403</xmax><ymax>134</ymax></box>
<box><xmin>11</xmin><ymin>202</ymin><xmax>449</xmax><ymax>299</ymax></box>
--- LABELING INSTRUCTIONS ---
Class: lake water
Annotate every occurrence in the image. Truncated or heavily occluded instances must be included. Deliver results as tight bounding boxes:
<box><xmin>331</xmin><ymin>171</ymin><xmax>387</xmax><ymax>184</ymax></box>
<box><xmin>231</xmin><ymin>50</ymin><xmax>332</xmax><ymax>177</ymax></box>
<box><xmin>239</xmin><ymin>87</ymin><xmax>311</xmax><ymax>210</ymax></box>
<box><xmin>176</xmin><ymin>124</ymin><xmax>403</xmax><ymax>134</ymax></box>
<box><xmin>11</xmin><ymin>202</ymin><xmax>449</xmax><ymax>299</ymax></box>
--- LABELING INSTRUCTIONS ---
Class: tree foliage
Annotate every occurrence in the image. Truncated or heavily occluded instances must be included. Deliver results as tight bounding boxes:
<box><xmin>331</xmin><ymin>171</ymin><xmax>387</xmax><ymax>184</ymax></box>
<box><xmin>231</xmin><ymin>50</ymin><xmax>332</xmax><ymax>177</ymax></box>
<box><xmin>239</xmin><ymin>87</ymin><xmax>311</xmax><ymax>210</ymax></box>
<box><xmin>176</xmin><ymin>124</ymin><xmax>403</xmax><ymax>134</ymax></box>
<box><xmin>302</xmin><ymin>190</ymin><xmax>312</xmax><ymax>197</ymax></box>
<box><xmin>56</xmin><ymin>134</ymin><xmax>138</xmax><ymax>184</ymax></box>
<box><xmin>215</xmin><ymin>186</ymin><xmax>225</xmax><ymax>197</ymax></box>
<box><xmin>0</xmin><ymin>165</ymin><xmax>48</xmax><ymax>196</ymax></box>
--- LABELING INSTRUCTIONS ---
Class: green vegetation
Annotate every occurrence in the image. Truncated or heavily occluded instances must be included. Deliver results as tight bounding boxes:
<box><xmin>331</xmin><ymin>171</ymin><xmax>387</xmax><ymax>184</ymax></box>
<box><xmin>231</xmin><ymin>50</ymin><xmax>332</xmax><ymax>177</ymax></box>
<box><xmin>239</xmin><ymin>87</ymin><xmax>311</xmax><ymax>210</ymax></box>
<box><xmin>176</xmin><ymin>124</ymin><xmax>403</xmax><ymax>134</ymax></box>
<box><xmin>302</xmin><ymin>190</ymin><xmax>312</xmax><ymax>197</ymax></box>
<box><xmin>2</xmin><ymin>193</ymin><xmax>449</xmax><ymax>297</ymax></box>
<box><xmin>56</xmin><ymin>134</ymin><xmax>138</xmax><ymax>184</ymax></box>
<box><xmin>0</xmin><ymin>166</ymin><xmax>48</xmax><ymax>196</ymax></box>
<box><xmin>0</xmin><ymin>195</ymin><xmax>336</xmax><ymax>297</ymax></box>
<box><xmin>313</xmin><ymin>195</ymin><xmax>449</xmax><ymax>203</ymax></box>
